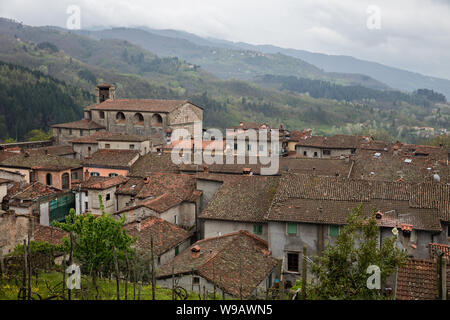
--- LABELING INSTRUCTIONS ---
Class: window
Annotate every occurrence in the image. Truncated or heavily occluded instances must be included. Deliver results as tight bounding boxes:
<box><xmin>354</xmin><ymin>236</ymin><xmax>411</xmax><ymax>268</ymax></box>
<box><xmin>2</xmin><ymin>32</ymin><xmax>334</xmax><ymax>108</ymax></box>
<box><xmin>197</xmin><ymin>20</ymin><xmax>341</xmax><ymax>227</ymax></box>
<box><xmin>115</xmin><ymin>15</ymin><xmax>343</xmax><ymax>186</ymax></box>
<box><xmin>129</xmin><ymin>144</ymin><xmax>135</xmax><ymax>150</ymax></box>
<box><xmin>253</xmin><ymin>224</ymin><xmax>263</xmax><ymax>235</ymax></box>
<box><xmin>259</xmin><ymin>145</ymin><xmax>264</xmax><ymax>152</ymax></box>
<box><xmin>303</xmin><ymin>151</ymin><xmax>307</xmax><ymax>156</ymax></box>
<box><xmin>58</xmin><ymin>128</ymin><xmax>62</xmax><ymax>134</ymax></box>
<box><xmin>69</xmin><ymin>129</ymin><xmax>73</xmax><ymax>135</ymax></box>
<box><xmin>157</xmin><ymin>257</ymin><xmax>161</xmax><ymax>265</ymax></box>
<box><xmin>323</xmin><ymin>149</ymin><xmax>331</xmax><ymax>156</ymax></box>
<box><xmin>80</xmin><ymin>129</ymin><xmax>84</xmax><ymax>136</ymax></box>
<box><xmin>351</xmin><ymin>149</ymin><xmax>356</xmax><ymax>154</ymax></box>
<box><xmin>329</xmin><ymin>225</ymin><xmax>339</xmax><ymax>237</ymax></box>
<box><xmin>133</xmin><ymin>113</ymin><xmax>144</xmax><ymax>125</ymax></box>
<box><xmin>287</xmin><ymin>252</ymin><xmax>299</xmax><ymax>272</ymax></box>
<box><xmin>85</xmin><ymin>201</ymin><xmax>88</xmax><ymax>210</ymax></box>
<box><xmin>99</xmin><ymin>111</ymin><xmax>105</xmax><ymax>119</ymax></box>
<box><xmin>234</xmin><ymin>143</ymin><xmax>238</xmax><ymax>150</ymax></box>
<box><xmin>46</xmin><ymin>173</ymin><xmax>52</xmax><ymax>186</ymax></box>
<box><xmin>174</xmin><ymin>215</ymin><xmax>177</xmax><ymax>224</ymax></box>
<box><xmin>61</xmin><ymin>173</ymin><xmax>70</xmax><ymax>189</ymax></box>
<box><xmin>106</xmin><ymin>193</ymin><xmax>111</xmax><ymax>201</ymax></box>
<box><xmin>116</xmin><ymin>112</ymin><xmax>126</xmax><ymax>122</ymax></box>
<box><xmin>193</xmin><ymin>277</ymin><xmax>200</xmax><ymax>285</ymax></box>
<box><xmin>248</xmin><ymin>144</ymin><xmax>252</xmax><ymax>151</ymax></box>
<box><xmin>109</xmin><ymin>173</ymin><xmax>118</xmax><ymax>177</ymax></box>
<box><xmin>105</xmin><ymin>144</ymin><xmax>110</xmax><ymax>149</ymax></box>
<box><xmin>313</xmin><ymin>151</ymin><xmax>318</xmax><ymax>157</ymax></box>
<box><xmin>91</xmin><ymin>172</ymin><xmax>100</xmax><ymax>177</ymax></box>
<box><xmin>175</xmin><ymin>245</ymin><xmax>179</xmax><ymax>256</ymax></box>
<box><xmin>151</xmin><ymin>114</ymin><xmax>163</xmax><ymax>127</ymax></box>
<box><xmin>448</xmin><ymin>225</ymin><xmax>450</xmax><ymax>238</ymax></box>
<box><xmin>71</xmin><ymin>172</ymin><xmax>78</xmax><ymax>180</ymax></box>
<box><xmin>287</xmin><ymin>222</ymin><xmax>297</xmax><ymax>235</ymax></box>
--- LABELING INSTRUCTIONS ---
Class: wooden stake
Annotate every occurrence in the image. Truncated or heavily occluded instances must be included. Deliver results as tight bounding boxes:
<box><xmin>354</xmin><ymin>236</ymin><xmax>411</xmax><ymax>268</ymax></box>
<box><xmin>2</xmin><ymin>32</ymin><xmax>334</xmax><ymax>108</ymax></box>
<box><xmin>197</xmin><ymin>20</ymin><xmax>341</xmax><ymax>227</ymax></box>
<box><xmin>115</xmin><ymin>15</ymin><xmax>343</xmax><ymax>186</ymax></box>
<box><xmin>302</xmin><ymin>245</ymin><xmax>307</xmax><ymax>300</ymax></box>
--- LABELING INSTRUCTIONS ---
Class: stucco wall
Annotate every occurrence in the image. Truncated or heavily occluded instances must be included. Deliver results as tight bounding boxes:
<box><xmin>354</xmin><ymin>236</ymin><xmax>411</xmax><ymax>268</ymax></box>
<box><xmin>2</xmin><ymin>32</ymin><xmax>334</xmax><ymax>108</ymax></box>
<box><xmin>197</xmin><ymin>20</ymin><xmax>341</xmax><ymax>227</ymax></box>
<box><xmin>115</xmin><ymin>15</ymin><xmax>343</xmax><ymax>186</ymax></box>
<box><xmin>203</xmin><ymin>220</ymin><xmax>268</xmax><ymax>241</ymax></box>
<box><xmin>196</xmin><ymin>179</ymin><xmax>223</xmax><ymax>212</ymax></box>
<box><xmin>73</xmin><ymin>143</ymin><xmax>98</xmax><ymax>159</ymax></box>
<box><xmin>0</xmin><ymin>211</ymin><xmax>31</xmax><ymax>255</ymax></box>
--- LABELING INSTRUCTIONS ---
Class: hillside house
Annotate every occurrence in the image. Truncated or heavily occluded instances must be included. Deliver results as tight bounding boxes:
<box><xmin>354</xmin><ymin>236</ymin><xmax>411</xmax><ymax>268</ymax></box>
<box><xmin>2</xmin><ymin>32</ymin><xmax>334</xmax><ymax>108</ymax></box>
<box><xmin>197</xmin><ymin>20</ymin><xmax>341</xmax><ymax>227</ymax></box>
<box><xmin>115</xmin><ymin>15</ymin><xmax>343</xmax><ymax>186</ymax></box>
<box><xmin>124</xmin><ymin>216</ymin><xmax>193</xmax><ymax>267</ymax></box>
<box><xmin>156</xmin><ymin>231</ymin><xmax>278</xmax><ymax>299</ymax></box>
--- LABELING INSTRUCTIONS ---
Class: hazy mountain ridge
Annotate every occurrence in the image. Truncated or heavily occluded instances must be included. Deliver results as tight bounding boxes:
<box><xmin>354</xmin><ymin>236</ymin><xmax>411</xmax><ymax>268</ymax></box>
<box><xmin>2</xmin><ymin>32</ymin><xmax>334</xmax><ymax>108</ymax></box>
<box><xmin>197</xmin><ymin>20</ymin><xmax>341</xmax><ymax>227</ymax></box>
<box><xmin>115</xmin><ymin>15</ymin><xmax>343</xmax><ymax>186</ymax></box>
<box><xmin>72</xmin><ymin>27</ymin><xmax>389</xmax><ymax>90</ymax></box>
<box><xmin>0</xmin><ymin>17</ymin><xmax>447</xmax><ymax>144</ymax></box>
<box><xmin>136</xmin><ymin>26</ymin><xmax>450</xmax><ymax>99</ymax></box>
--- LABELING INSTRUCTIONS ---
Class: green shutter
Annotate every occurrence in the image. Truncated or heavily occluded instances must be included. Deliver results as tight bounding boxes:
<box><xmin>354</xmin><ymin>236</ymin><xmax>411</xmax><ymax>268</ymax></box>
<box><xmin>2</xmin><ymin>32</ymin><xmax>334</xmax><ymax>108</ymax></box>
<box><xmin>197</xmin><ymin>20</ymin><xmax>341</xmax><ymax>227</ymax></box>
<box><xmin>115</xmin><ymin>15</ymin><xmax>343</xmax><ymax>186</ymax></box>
<box><xmin>253</xmin><ymin>224</ymin><xmax>262</xmax><ymax>235</ymax></box>
<box><xmin>329</xmin><ymin>225</ymin><xmax>339</xmax><ymax>237</ymax></box>
<box><xmin>287</xmin><ymin>222</ymin><xmax>297</xmax><ymax>235</ymax></box>
<box><xmin>175</xmin><ymin>246</ymin><xmax>179</xmax><ymax>256</ymax></box>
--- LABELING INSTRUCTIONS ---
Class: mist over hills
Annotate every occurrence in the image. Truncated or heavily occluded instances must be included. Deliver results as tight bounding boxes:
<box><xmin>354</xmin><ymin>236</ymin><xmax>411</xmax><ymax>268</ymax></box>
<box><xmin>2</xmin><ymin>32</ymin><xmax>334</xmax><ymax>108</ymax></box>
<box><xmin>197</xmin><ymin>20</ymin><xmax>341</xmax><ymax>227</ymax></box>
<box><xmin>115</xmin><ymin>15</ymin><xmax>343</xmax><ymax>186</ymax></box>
<box><xmin>0</xmin><ymin>17</ymin><xmax>448</xmax><ymax>144</ymax></box>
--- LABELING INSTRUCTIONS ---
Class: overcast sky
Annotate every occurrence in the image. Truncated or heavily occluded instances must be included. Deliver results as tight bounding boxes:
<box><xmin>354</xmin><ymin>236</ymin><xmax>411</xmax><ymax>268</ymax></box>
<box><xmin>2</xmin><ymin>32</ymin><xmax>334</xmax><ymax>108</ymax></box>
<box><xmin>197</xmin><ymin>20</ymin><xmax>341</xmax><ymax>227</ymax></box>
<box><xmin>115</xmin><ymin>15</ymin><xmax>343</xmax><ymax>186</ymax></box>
<box><xmin>1</xmin><ymin>0</ymin><xmax>450</xmax><ymax>80</ymax></box>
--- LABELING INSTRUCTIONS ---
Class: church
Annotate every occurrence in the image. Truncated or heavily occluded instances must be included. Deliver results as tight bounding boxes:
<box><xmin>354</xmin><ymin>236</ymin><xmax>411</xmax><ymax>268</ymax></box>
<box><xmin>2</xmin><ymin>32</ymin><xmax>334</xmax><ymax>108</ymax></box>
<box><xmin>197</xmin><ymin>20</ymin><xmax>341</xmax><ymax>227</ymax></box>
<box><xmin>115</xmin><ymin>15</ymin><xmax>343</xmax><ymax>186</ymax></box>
<box><xmin>52</xmin><ymin>83</ymin><xmax>203</xmax><ymax>145</ymax></box>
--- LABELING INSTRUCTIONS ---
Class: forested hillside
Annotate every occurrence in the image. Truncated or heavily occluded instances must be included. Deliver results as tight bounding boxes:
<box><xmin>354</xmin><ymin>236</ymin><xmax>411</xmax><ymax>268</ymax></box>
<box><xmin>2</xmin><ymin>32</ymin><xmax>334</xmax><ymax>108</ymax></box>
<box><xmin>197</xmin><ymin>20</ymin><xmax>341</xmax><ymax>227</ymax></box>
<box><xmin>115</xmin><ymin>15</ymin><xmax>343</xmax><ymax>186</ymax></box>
<box><xmin>0</xmin><ymin>61</ymin><xmax>94</xmax><ymax>141</ymax></box>
<box><xmin>0</xmin><ymin>18</ymin><xmax>448</xmax><ymax>144</ymax></box>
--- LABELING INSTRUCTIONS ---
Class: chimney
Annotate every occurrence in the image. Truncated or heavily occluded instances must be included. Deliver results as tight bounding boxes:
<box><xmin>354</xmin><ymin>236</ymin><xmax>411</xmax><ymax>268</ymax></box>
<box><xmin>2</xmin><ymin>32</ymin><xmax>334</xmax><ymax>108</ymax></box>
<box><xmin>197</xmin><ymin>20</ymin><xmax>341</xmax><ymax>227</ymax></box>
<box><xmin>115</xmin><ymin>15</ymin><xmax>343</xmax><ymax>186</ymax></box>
<box><xmin>136</xmin><ymin>220</ymin><xmax>141</xmax><ymax>233</ymax></box>
<box><xmin>96</xmin><ymin>83</ymin><xmax>116</xmax><ymax>103</ymax></box>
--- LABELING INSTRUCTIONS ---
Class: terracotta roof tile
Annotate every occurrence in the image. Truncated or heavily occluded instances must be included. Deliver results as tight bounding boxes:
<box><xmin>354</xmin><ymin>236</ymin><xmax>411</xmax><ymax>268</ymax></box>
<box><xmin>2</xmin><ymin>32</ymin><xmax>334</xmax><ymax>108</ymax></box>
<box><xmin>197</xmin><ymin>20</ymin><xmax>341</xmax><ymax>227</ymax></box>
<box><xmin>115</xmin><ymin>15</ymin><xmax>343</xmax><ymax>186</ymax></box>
<box><xmin>84</xmin><ymin>99</ymin><xmax>197</xmax><ymax>113</ymax></box>
<box><xmin>82</xmin><ymin>149</ymin><xmax>140</xmax><ymax>168</ymax></box>
<box><xmin>52</xmin><ymin>119</ymin><xmax>105</xmax><ymax>130</ymax></box>
<box><xmin>157</xmin><ymin>231</ymin><xmax>277</xmax><ymax>298</ymax></box>
<box><xmin>0</xmin><ymin>153</ymin><xmax>82</xmax><ymax>170</ymax></box>
<box><xmin>199</xmin><ymin>175</ymin><xmax>280</xmax><ymax>223</ymax></box>
<box><xmin>81</xmin><ymin>175</ymin><xmax>128</xmax><ymax>190</ymax></box>
<box><xmin>396</xmin><ymin>258</ymin><xmax>450</xmax><ymax>300</ymax></box>
<box><xmin>124</xmin><ymin>216</ymin><xmax>192</xmax><ymax>256</ymax></box>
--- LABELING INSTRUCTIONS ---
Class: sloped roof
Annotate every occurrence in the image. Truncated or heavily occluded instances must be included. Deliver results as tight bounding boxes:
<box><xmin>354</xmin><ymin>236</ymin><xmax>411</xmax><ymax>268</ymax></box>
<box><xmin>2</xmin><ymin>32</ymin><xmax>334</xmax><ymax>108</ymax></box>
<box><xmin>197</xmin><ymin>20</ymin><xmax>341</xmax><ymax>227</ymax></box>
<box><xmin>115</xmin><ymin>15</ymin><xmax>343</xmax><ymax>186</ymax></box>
<box><xmin>396</xmin><ymin>258</ymin><xmax>450</xmax><ymax>300</ymax></box>
<box><xmin>52</xmin><ymin>119</ymin><xmax>105</xmax><ymax>130</ymax></box>
<box><xmin>124</xmin><ymin>216</ymin><xmax>192</xmax><ymax>256</ymax></box>
<box><xmin>157</xmin><ymin>230</ymin><xmax>277</xmax><ymax>298</ymax></box>
<box><xmin>115</xmin><ymin>173</ymin><xmax>200</xmax><ymax>213</ymax></box>
<box><xmin>84</xmin><ymin>99</ymin><xmax>200</xmax><ymax>113</ymax></box>
<box><xmin>199</xmin><ymin>175</ymin><xmax>280</xmax><ymax>223</ymax></box>
<box><xmin>0</xmin><ymin>153</ymin><xmax>82</xmax><ymax>170</ymax></box>
<box><xmin>28</xmin><ymin>145</ymin><xmax>75</xmax><ymax>157</ymax></box>
<box><xmin>71</xmin><ymin>131</ymin><xmax>117</xmax><ymax>144</ymax></box>
<box><xmin>81</xmin><ymin>175</ymin><xmax>128</xmax><ymax>190</ymax></box>
<box><xmin>82</xmin><ymin>149</ymin><xmax>140</xmax><ymax>168</ymax></box>
<box><xmin>128</xmin><ymin>153</ymin><xmax>181</xmax><ymax>177</ymax></box>
<box><xmin>33</xmin><ymin>225</ymin><xmax>68</xmax><ymax>246</ymax></box>
<box><xmin>295</xmin><ymin>134</ymin><xmax>364</xmax><ymax>149</ymax></box>
<box><xmin>7</xmin><ymin>182</ymin><xmax>61</xmax><ymax>206</ymax></box>
<box><xmin>266</xmin><ymin>173</ymin><xmax>449</xmax><ymax>228</ymax></box>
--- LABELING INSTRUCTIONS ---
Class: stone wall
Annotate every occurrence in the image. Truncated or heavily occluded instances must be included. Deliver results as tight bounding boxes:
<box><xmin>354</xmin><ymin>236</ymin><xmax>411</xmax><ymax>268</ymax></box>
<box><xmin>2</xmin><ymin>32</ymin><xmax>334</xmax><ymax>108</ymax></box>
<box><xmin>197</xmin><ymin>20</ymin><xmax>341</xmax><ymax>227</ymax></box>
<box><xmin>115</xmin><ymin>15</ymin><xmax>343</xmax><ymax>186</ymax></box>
<box><xmin>0</xmin><ymin>211</ymin><xmax>32</xmax><ymax>255</ymax></box>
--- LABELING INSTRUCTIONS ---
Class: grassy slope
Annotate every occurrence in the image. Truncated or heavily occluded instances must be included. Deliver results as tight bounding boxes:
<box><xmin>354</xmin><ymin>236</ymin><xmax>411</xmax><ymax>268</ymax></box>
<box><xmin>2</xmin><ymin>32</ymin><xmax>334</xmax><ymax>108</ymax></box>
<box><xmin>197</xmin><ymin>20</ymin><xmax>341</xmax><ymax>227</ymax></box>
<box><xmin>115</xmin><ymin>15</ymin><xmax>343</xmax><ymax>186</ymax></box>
<box><xmin>0</xmin><ymin>271</ymin><xmax>224</xmax><ymax>300</ymax></box>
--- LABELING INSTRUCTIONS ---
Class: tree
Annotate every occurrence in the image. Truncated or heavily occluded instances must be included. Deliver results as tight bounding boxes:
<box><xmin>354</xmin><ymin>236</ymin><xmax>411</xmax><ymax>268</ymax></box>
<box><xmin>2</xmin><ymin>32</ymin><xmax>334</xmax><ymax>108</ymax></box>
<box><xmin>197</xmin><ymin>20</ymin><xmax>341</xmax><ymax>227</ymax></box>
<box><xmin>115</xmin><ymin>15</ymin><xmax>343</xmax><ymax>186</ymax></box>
<box><xmin>53</xmin><ymin>203</ymin><xmax>135</xmax><ymax>297</ymax></box>
<box><xmin>25</xmin><ymin>129</ymin><xmax>52</xmax><ymax>142</ymax></box>
<box><xmin>310</xmin><ymin>204</ymin><xmax>407</xmax><ymax>300</ymax></box>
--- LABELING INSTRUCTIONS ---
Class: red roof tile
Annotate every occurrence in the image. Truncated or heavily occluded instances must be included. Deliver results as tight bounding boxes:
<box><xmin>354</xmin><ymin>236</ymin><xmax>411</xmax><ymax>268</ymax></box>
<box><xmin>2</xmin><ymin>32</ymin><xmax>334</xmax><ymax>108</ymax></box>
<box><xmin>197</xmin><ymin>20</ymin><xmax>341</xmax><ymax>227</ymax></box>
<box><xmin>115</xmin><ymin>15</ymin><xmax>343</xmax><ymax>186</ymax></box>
<box><xmin>157</xmin><ymin>231</ymin><xmax>277</xmax><ymax>298</ymax></box>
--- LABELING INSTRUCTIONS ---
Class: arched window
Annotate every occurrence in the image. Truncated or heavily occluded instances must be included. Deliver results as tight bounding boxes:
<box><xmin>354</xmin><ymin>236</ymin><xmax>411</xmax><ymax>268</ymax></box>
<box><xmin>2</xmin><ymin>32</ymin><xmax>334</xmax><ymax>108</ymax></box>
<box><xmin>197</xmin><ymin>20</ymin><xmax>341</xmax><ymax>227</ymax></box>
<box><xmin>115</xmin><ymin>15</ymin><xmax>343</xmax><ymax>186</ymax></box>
<box><xmin>46</xmin><ymin>173</ymin><xmax>52</xmax><ymax>186</ymax></box>
<box><xmin>116</xmin><ymin>112</ymin><xmax>126</xmax><ymax>123</ymax></box>
<box><xmin>91</xmin><ymin>172</ymin><xmax>100</xmax><ymax>177</ymax></box>
<box><xmin>61</xmin><ymin>173</ymin><xmax>70</xmax><ymax>189</ymax></box>
<box><xmin>133</xmin><ymin>113</ymin><xmax>144</xmax><ymax>126</ymax></box>
<box><xmin>151</xmin><ymin>114</ymin><xmax>163</xmax><ymax>127</ymax></box>
<box><xmin>109</xmin><ymin>173</ymin><xmax>118</xmax><ymax>177</ymax></box>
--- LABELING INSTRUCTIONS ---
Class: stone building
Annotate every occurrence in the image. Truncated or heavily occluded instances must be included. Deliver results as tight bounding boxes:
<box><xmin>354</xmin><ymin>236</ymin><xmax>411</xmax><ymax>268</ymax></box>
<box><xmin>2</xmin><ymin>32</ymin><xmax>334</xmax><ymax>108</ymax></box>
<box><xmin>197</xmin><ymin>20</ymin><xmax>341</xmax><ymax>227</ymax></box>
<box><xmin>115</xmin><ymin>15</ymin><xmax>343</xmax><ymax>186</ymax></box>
<box><xmin>52</xmin><ymin>83</ymin><xmax>203</xmax><ymax>145</ymax></box>
<box><xmin>266</xmin><ymin>173</ymin><xmax>450</xmax><ymax>285</ymax></box>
